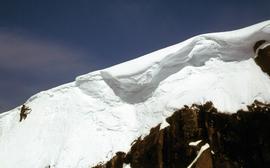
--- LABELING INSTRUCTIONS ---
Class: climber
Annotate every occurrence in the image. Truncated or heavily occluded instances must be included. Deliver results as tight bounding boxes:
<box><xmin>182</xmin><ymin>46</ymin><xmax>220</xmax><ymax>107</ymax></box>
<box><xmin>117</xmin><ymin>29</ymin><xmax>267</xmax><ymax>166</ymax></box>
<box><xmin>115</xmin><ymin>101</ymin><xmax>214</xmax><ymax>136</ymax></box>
<box><xmin>19</xmin><ymin>104</ymin><xmax>31</xmax><ymax>122</ymax></box>
<box><xmin>254</xmin><ymin>40</ymin><xmax>270</xmax><ymax>75</ymax></box>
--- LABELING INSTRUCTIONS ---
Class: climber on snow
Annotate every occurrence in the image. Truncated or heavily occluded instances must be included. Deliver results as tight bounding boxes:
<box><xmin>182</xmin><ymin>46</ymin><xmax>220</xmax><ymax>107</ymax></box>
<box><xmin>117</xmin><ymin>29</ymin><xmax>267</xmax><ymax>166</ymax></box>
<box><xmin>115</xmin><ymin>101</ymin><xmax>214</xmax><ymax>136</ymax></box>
<box><xmin>19</xmin><ymin>104</ymin><xmax>31</xmax><ymax>122</ymax></box>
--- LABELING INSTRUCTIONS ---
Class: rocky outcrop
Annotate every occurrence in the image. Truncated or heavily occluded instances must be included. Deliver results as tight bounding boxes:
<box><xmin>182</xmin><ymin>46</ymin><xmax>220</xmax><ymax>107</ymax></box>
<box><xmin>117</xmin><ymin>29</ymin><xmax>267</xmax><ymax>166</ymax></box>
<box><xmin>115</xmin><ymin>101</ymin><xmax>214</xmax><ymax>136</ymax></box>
<box><xmin>93</xmin><ymin>101</ymin><xmax>270</xmax><ymax>168</ymax></box>
<box><xmin>254</xmin><ymin>40</ymin><xmax>270</xmax><ymax>75</ymax></box>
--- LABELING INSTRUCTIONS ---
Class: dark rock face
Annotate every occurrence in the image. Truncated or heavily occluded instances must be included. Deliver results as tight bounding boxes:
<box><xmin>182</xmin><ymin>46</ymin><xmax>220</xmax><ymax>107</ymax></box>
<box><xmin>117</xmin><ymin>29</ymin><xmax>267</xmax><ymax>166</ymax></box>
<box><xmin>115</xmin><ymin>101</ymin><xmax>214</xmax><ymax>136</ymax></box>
<box><xmin>254</xmin><ymin>40</ymin><xmax>270</xmax><ymax>75</ymax></box>
<box><xmin>92</xmin><ymin>101</ymin><xmax>270</xmax><ymax>168</ymax></box>
<box><xmin>205</xmin><ymin>102</ymin><xmax>270</xmax><ymax>168</ymax></box>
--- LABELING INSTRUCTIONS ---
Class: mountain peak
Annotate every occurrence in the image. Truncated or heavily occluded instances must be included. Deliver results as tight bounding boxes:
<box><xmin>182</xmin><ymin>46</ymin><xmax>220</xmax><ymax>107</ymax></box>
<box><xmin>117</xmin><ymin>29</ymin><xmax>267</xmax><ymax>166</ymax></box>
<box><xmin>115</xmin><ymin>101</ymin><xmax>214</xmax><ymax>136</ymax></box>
<box><xmin>0</xmin><ymin>21</ymin><xmax>270</xmax><ymax>168</ymax></box>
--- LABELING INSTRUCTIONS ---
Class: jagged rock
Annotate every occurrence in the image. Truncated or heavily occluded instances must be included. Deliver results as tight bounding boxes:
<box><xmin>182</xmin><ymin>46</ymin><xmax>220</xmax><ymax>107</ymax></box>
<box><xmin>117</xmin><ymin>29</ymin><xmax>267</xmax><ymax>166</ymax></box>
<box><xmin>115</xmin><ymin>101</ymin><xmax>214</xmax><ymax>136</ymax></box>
<box><xmin>93</xmin><ymin>101</ymin><xmax>270</xmax><ymax>168</ymax></box>
<box><xmin>254</xmin><ymin>40</ymin><xmax>270</xmax><ymax>75</ymax></box>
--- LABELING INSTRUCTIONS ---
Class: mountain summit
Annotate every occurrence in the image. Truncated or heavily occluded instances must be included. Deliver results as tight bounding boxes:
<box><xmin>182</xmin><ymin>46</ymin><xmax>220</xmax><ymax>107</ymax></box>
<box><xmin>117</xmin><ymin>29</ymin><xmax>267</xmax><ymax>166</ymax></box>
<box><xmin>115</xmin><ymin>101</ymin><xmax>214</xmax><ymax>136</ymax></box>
<box><xmin>0</xmin><ymin>21</ymin><xmax>270</xmax><ymax>168</ymax></box>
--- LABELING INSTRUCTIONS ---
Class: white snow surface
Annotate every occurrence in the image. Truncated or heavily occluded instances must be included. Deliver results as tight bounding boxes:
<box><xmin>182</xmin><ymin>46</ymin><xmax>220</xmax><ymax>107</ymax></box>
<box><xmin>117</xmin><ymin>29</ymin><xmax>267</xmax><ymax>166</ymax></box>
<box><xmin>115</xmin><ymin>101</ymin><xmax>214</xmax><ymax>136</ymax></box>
<box><xmin>0</xmin><ymin>21</ymin><xmax>270</xmax><ymax>168</ymax></box>
<box><xmin>189</xmin><ymin>140</ymin><xmax>202</xmax><ymax>147</ymax></box>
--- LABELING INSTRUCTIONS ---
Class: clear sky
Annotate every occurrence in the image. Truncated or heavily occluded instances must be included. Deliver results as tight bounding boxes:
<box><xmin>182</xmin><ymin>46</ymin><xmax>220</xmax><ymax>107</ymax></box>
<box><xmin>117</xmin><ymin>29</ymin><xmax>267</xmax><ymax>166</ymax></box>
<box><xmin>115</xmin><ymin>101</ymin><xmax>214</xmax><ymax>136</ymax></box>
<box><xmin>0</xmin><ymin>0</ymin><xmax>269</xmax><ymax>112</ymax></box>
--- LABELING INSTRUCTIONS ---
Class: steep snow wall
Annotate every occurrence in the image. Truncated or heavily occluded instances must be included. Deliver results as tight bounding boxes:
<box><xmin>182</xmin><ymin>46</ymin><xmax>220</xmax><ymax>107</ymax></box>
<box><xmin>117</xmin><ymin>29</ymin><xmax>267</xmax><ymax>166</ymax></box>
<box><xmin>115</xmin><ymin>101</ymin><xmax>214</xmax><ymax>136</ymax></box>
<box><xmin>0</xmin><ymin>21</ymin><xmax>270</xmax><ymax>168</ymax></box>
<box><xmin>83</xmin><ymin>21</ymin><xmax>270</xmax><ymax>103</ymax></box>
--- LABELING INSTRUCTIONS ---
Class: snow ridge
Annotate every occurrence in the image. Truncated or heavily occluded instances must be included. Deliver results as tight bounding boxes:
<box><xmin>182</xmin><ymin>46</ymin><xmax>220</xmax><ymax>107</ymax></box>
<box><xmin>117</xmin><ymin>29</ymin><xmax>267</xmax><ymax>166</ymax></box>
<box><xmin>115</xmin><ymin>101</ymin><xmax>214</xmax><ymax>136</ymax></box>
<box><xmin>0</xmin><ymin>21</ymin><xmax>270</xmax><ymax>168</ymax></box>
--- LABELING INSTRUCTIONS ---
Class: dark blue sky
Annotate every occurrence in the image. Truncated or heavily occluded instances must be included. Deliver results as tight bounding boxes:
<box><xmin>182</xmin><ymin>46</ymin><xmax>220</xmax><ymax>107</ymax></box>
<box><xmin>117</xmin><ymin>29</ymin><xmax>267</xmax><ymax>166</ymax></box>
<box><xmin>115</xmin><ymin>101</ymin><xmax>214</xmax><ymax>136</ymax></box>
<box><xmin>0</xmin><ymin>0</ymin><xmax>269</xmax><ymax>112</ymax></box>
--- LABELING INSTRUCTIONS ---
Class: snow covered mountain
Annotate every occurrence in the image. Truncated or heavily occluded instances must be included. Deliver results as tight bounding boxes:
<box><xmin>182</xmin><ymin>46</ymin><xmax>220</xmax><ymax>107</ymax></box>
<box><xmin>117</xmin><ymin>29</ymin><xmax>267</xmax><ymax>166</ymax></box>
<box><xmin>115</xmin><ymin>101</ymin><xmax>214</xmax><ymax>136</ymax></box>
<box><xmin>0</xmin><ymin>21</ymin><xmax>270</xmax><ymax>168</ymax></box>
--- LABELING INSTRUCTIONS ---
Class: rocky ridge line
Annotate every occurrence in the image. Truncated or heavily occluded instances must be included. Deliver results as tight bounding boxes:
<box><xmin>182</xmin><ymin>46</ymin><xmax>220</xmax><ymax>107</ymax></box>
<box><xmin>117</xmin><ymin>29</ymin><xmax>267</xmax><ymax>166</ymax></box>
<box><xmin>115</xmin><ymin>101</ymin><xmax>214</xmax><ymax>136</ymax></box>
<box><xmin>93</xmin><ymin>101</ymin><xmax>270</xmax><ymax>168</ymax></box>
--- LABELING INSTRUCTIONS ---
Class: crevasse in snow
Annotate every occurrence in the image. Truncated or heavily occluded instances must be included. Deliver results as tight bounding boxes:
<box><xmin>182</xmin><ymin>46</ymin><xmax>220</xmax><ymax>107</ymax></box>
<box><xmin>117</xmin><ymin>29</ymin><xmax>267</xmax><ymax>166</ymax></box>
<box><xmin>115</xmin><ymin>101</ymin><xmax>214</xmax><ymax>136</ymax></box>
<box><xmin>0</xmin><ymin>21</ymin><xmax>270</xmax><ymax>168</ymax></box>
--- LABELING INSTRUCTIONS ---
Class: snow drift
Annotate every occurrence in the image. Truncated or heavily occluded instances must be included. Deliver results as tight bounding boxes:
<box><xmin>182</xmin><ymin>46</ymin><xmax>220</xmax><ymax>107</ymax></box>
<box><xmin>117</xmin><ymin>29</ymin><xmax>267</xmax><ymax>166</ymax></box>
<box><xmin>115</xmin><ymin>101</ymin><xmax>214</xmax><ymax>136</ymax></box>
<box><xmin>0</xmin><ymin>21</ymin><xmax>270</xmax><ymax>168</ymax></box>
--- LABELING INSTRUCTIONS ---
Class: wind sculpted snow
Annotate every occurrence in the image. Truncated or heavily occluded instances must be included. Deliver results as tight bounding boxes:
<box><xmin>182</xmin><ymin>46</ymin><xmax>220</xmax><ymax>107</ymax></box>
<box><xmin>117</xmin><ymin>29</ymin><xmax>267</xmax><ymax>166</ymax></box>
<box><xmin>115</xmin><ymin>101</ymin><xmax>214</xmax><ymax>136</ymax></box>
<box><xmin>77</xmin><ymin>21</ymin><xmax>270</xmax><ymax>104</ymax></box>
<box><xmin>0</xmin><ymin>21</ymin><xmax>270</xmax><ymax>168</ymax></box>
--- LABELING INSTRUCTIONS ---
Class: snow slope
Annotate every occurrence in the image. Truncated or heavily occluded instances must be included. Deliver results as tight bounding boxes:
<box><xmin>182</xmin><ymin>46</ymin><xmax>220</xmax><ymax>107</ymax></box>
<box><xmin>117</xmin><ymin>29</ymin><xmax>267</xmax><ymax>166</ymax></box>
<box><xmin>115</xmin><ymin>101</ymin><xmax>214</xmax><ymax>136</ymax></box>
<box><xmin>0</xmin><ymin>21</ymin><xmax>270</xmax><ymax>168</ymax></box>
